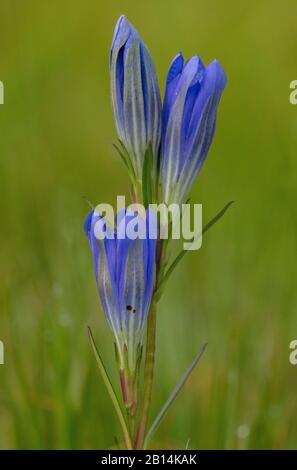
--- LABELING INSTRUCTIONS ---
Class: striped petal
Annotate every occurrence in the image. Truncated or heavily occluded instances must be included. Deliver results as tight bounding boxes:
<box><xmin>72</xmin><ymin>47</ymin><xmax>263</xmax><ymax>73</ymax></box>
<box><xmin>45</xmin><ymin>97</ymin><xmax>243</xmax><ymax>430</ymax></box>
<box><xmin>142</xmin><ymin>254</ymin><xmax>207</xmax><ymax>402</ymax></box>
<box><xmin>110</xmin><ymin>16</ymin><xmax>162</xmax><ymax>180</ymax></box>
<box><xmin>161</xmin><ymin>53</ymin><xmax>226</xmax><ymax>205</ymax></box>
<box><xmin>84</xmin><ymin>208</ymin><xmax>156</xmax><ymax>372</ymax></box>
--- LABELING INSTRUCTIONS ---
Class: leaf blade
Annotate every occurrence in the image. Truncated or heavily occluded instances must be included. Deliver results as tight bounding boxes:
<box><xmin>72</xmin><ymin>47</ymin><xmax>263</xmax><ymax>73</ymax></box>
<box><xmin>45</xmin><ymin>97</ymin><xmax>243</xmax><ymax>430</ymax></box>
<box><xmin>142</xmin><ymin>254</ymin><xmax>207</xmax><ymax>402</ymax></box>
<box><xmin>113</xmin><ymin>140</ymin><xmax>138</xmax><ymax>185</ymax></box>
<box><xmin>203</xmin><ymin>200</ymin><xmax>234</xmax><ymax>236</ymax></box>
<box><xmin>144</xmin><ymin>342</ymin><xmax>207</xmax><ymax>448</ymax></box>
<box><xmin>87</xmin><ymin>327</ymin><xmax>132</xmax><ymax>450</ymax></box>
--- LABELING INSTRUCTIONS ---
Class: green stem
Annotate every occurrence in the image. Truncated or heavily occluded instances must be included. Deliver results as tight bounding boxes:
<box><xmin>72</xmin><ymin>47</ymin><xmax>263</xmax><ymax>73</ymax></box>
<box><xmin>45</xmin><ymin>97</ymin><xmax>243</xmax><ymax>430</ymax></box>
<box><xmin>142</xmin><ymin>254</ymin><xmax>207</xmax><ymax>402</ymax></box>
<box><xmin>134</xmin><ymin>300</ymin><xmax>157</xmax><ymax>449</ymax></box>
<box><xmin>120</xmin><ymin>368</ymin><xmax>138</xmax><ymax>441</ymax></box>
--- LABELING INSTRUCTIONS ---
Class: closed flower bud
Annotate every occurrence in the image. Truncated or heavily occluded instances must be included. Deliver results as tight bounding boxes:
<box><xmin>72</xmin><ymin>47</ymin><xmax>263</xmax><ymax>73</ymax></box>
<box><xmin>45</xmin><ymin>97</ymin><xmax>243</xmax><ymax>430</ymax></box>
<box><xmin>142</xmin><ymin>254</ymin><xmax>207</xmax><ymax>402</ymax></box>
<box><xmin>84</xmin><ymin>208</ymin><xmax>156</xmax><ymax>391</ymax></box>
<box><xmin>110</xmin><ymin>16</ymin><xmax>162</xmax><ymax>181</ymax></box>
<box><xmin>161</xmin><ymin>53</ymin><xmax>226</xmax><ymax>204</ymax></box>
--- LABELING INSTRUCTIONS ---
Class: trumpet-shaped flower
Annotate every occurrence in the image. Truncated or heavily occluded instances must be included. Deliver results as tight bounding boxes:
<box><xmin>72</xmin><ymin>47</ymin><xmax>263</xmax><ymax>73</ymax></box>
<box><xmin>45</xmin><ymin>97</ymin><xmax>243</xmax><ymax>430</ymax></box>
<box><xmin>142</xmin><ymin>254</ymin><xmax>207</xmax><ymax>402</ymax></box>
<box><xmin>110</xmin><ymin>15</ymin><xmax>162</xmax><ymax>180</ymax></box>
<box><xmin>84</xmin><ymin>208</ymin><xmax>157</xmax><ymax>409</ymax></box>
<box><xmin>160</xmin><ymin>53</ymin><xmax>226</xmax><ymax>205</ymax></box>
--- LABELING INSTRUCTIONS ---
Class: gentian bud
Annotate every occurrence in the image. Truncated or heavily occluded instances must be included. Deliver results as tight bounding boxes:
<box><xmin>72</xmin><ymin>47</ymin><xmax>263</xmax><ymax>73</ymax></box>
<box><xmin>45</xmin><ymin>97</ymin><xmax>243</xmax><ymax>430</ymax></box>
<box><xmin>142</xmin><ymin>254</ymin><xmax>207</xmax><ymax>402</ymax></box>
<box><xmin>161</xmin><ymin>53</ymin><xmax>226</xmax><ymax>204</ymax></box>
<box><xmin>110</xmin><ymin>15</ymin><xmax>162</xmax><ymax>181</ymax></box>
<box><xmin>84</xmin><ymin>208</ymin><xmax>157</xmax><ymax>413</ymax></box>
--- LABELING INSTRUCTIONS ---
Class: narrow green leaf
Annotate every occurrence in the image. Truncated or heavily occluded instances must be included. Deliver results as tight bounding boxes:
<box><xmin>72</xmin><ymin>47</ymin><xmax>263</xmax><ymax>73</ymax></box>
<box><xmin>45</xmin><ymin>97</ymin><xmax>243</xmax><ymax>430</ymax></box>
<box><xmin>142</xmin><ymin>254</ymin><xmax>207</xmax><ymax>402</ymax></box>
<box><xmin>157</xmin><ymin>200</ymin><xmax>234</xmax><ymax>297</ymax></box>
<box><xmin>144</xmin><ymin>343</ymin><xmax>207</xmax><ymax>448</ymax></box>
<box><xmin>82</xmin><ymin>196</ymin><xmax>94</xmax><ymax>209</ymax></box>
<box><xmin>202</xmin><ymin>200</ymin><xmax>234</xmax><ymax>235</ymax></box>
<box><xmin>117</xmin><ymin>138</ymin><xmax>129</xmax><ymax>156</ymax></box>
<box><xmin>87</xmin><ymin>327</ymin><xmax>132</xmax><ymax>450</ymax></box>
<box><xmin>142</xmin><ymin>143</ymin><xmax>153</xmax><ymax>208</ymax></box>
<box><xmin>113</xmin><ymin>143</ymin><xmax>130</xmax><ymax>170</ymax></box>
<box><xmin>113</xmin><ymin>140</ymin><xmax>138</xmax><ymax>185</ymax></box>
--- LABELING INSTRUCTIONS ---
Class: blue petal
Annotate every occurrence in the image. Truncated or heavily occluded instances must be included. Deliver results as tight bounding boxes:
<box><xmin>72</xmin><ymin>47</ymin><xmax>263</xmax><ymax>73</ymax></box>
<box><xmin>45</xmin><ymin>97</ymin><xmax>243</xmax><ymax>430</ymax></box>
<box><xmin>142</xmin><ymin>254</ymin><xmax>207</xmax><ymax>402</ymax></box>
<box><xmin>110</xmin><ymin>17</ymin><xmax>133</xmax><ymax>139</ymax></box>
<box><xmin>140</xmin><ymin>44</ymin><xmax>162</xmax><ymax>161</ymax></box>
<box><xmin>179</xmin><ymin>56</ymin><xmax>205</xmax><ymax>170</ymax></box>
<box><xmin>161</xmin><ymin>56</ymin><xmax>201</xmax><ymax>203</ymax></box>
<box><xmin>176</xmin><ymin>60</ymin><xmax>227</xmax><ymax>203</ymax></box>
<box><xmin>110</xmin><ymin>15</ymin><xmax>131</xmax><ymax>61</ymax></box>
<box><xmin>123</xmin><ymin>36</ymin><xmax>146</xmax><ymax>175</ymax></box>
<box><xmin>84</xmin><ymin>210</ymin><xmax>101</xmax><ymax>285</ymax></box>
<box><xmin>162</xmin><ymin>52</ymin><xmax>184</xmax><ymax>143</ymax></box>
<box><xmin>84</xmin><ymin>209</ymin><xmax>94</xmax><ymax>240</ymax></box>
<box><xmin>187</xmin><ymin>59</ymin><xmax>226</xmax><ymax>153</ymax></box>
<box><xmin>119</xmin><ymin>209</ymin><xmax>156</xmax><ymax>366</ymax></box>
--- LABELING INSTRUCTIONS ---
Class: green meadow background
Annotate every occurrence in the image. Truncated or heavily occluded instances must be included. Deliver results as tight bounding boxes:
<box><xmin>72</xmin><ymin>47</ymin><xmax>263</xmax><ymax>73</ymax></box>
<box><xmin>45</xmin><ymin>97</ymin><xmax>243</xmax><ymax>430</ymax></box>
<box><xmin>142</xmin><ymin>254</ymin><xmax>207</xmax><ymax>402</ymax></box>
<box><xmin>1</xmin><ymin>0</ymin><xmax>297</xmax><ymax>449</ymax></box>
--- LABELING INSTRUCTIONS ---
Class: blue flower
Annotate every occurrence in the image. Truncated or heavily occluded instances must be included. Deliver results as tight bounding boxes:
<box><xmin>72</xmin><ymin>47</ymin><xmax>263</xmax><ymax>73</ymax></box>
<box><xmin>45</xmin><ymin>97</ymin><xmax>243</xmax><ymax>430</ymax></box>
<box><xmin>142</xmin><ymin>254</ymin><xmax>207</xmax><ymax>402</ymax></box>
<box><xmin>84</xmin><ymin>208</ymin><xmax>157</xmax><ymax>375</ymax></box>
<box><xmin>160</xmin><ymin>53</ymin><xmax>226</xmax><ymax>204</ymax></box>
<box><xmin>110</xmin><ymin>15</ymin><xmax>162</xmax><ymax>180</ymax></box>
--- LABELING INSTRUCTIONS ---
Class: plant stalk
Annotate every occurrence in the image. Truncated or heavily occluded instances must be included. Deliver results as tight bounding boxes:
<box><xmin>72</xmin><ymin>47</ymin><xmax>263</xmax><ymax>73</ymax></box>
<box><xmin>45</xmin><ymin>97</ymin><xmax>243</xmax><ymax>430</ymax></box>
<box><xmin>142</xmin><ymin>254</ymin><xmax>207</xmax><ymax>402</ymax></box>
<box><xmin>134</xmin><ymin>300</ymin><xmax>157</xmax><ymax>449</ymax></box>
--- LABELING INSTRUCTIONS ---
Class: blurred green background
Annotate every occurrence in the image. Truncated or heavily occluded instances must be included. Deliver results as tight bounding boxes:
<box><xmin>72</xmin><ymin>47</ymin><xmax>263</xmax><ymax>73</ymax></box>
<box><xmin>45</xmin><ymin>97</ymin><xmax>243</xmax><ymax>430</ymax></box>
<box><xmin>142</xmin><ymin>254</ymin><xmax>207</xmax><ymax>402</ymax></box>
<box><xmin>1</xmin><ymin>0</ymin><xmax>297</xmax><ymax>449</ymax></box>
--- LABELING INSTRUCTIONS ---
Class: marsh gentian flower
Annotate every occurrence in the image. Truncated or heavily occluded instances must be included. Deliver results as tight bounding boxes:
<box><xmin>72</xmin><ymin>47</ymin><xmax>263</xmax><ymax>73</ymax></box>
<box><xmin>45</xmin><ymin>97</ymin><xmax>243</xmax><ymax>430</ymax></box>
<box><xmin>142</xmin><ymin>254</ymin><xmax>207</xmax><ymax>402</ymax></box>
<box><xmin>110</xmin><ymin>15</ymin><xmax>162</xmax><ymax>181</ymax></box>
<box><xmin>84</xmin><ymin>208</ymin><xmax>156</xmax><ymax>410</ymax></box>
<box><xmin>161</xmin><ymin>53</ymin><xmax>226</xmax><ymax>205</ymax></box>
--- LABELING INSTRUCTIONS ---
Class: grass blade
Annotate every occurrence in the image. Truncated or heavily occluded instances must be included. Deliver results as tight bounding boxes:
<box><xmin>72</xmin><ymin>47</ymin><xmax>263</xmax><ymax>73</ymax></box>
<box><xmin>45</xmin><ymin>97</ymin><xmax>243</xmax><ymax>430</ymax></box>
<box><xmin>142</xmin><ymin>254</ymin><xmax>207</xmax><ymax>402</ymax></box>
<box><xmin>82</xmin><ymin>196</ymin><xmax>94</xmax><ymax>209</ymax></box>
<box><xmin>87</xmin><ymin>327</ymin><xmax>132</xmax><ymax>450</ymax></box>
<box><xmin>144</xmin><ymin>343</ymin><xmax>207</xmax><ymax>448</ymax></box>
<box><xmin>113</xmin><ymin>140</ymin><xmax>137</xmax><ymax>185</ymax></box>
<box><xmin>202</xmin><ymin>200</ymin><xmax>234</xmax><ymax>235</ymax></box>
